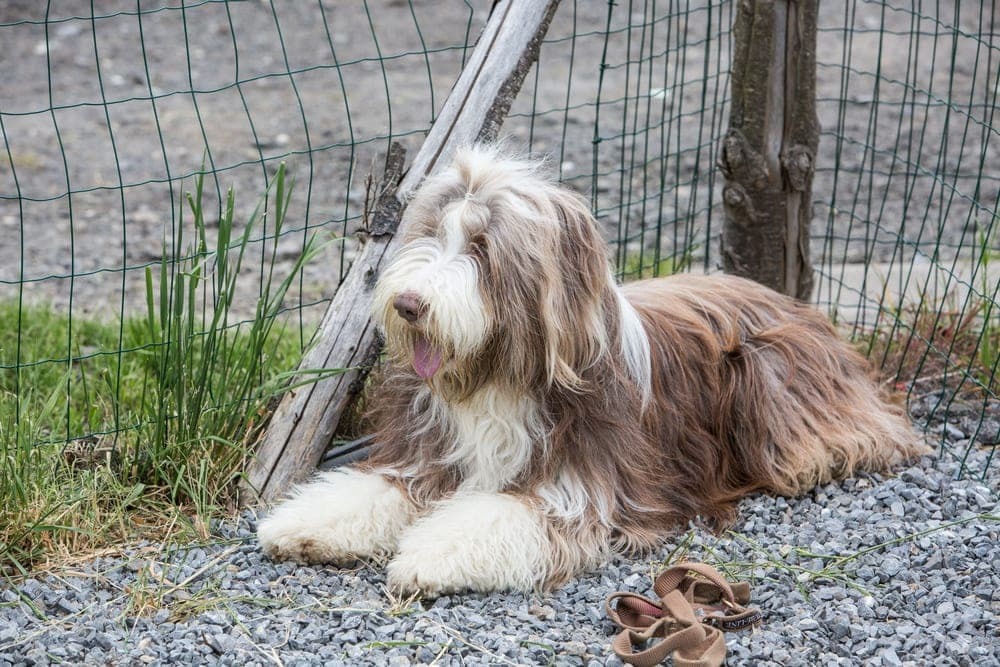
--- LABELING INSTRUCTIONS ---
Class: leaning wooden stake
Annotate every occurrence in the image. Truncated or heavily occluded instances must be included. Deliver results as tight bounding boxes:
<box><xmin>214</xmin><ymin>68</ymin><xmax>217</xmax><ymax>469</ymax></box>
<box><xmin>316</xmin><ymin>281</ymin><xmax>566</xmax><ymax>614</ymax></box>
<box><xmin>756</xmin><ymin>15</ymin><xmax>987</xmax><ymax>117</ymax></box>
<box><xmin>719</xmin><ymin>0</ymin><xmax>818</xmax><ymax>300</ymax></box>
<box><xmin>243</xmin><ymin>0</ymin><xmax>560</xmax><ymax>503</ymax></box>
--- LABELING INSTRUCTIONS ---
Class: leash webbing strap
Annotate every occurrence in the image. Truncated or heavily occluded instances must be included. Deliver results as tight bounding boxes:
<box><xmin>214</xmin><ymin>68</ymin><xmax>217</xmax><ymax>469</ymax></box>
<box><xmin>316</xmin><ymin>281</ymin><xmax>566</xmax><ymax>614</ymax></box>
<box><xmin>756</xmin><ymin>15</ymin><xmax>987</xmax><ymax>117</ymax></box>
<box><xmin>605</xmin><ymin>561</ymin><xmax>763</xmax><ymax>666</ymax></box>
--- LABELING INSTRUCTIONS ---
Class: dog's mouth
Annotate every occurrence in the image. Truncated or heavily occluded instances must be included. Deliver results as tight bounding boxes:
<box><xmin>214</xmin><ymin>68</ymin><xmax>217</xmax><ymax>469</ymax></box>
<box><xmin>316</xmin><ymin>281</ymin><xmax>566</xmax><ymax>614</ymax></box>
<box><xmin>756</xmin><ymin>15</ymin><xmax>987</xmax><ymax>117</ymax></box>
<box><xmin>412</xmin><ymin>333</ymin><xmax>443</xmax><ymax>379</ymax></box>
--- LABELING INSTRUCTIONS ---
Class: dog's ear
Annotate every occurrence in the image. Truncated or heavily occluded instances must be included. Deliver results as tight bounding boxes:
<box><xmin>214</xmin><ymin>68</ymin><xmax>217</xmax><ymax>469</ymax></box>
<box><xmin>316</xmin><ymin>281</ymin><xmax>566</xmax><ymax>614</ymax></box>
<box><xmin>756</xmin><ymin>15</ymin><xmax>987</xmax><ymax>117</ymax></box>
<box><xmin>539</xmin><ymin>187</ymin><xmax>613</xmax><ymax>390</ymax></box>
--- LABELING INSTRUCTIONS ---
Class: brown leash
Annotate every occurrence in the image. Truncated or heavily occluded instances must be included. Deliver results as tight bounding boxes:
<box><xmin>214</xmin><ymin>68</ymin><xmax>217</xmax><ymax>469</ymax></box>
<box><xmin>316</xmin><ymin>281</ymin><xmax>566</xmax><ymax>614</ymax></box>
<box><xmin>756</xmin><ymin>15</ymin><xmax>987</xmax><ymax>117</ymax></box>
<box><xmin>604</xmin><ymin>562</ymin><xmax>763</xmax><ymax>666</ymax></box>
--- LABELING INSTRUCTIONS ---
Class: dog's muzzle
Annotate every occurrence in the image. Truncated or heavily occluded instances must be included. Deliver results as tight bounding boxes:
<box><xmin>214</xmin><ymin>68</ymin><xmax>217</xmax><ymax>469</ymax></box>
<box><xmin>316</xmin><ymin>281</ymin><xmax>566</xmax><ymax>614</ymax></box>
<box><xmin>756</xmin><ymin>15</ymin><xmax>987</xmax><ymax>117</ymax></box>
<box><xmin>389</xmin><ymin>291</ymin><xmax>441</xmax><ymax>378</ymax></box>
<box><xmin>393</xmin><ymin>291</ymin><xmax>427</xmax><ymax>324</ymax></box>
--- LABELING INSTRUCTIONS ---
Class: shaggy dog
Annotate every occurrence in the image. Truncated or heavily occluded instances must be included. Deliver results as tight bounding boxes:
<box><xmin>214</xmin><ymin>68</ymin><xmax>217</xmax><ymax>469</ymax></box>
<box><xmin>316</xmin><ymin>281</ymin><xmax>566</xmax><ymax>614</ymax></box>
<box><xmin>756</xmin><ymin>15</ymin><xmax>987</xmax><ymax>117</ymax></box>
<box><xmin>257</xmin><ymin>146</ymin><xmax>923</xmax><ymax>595</ymax></box>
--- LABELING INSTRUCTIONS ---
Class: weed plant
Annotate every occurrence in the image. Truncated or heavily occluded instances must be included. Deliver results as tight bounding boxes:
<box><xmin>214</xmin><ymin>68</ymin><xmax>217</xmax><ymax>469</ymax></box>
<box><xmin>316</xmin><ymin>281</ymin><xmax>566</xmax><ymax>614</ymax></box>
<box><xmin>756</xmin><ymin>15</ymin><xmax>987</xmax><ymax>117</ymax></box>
<box><xmin>851</xmin><ymin>232</ymin><xmax>999</xmax><ymax>477</ymax></box>
<box><xmin>0</xmin><ymin>165</ymin><xmax>322</xmax><ymax>576</ymax></box>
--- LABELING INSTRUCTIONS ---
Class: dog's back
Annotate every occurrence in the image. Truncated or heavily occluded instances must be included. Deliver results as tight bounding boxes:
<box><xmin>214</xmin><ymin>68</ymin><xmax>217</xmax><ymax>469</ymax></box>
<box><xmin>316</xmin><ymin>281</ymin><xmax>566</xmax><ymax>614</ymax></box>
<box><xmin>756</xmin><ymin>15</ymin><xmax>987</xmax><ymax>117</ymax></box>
<box><xmin>621</xmin><ymin>272</ymin><xmax>924</xmax><ymax>525</ymax></box>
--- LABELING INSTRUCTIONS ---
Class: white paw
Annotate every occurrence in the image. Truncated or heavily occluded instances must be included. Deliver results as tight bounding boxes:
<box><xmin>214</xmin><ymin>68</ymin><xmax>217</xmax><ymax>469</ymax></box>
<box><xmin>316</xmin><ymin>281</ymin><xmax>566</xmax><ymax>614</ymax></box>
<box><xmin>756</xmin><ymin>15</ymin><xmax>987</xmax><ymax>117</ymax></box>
<box><xmin>257</xmin><ymin>468</ymin><xmax>417</xmax><ymax>564</ymax></box>
<box><xmin>386</xmin><ymin>492</ymin><xmax>548</xmax><ymax>595</ymax></box>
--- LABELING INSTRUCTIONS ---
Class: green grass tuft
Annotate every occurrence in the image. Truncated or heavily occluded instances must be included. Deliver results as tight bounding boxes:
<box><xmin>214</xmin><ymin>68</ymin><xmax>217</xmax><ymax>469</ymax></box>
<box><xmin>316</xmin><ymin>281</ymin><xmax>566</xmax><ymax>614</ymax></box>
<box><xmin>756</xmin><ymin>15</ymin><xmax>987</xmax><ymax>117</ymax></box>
<box><xmin>619</xmin><ymin>245</ymin><xmax>696</xmax><ymax>280</ymax></box>
<box><xmin>0</xmin><ymin>165</ymin><xmax>324</xmax><ymax>576</ymax></box>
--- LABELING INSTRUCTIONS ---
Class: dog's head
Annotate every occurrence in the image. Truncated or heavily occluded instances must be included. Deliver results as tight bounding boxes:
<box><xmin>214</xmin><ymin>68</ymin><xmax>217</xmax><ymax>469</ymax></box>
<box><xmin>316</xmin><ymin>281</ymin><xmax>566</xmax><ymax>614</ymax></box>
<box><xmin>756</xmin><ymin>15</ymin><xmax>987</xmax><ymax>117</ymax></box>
<box><xmin>373</xmin><ymin>146</ymin><xmax>615</xmax><ymax>397</ymax></box>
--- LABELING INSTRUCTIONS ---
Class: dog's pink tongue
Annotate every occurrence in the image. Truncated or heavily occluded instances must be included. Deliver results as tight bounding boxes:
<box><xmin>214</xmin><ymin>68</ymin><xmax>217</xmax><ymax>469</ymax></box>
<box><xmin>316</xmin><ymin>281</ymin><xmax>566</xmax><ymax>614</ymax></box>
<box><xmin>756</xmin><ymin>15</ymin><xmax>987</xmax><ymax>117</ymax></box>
<box><xmin>412</xmin><ymin>335</ymin><xmax>442</xmax><ymax>379</ymax></box>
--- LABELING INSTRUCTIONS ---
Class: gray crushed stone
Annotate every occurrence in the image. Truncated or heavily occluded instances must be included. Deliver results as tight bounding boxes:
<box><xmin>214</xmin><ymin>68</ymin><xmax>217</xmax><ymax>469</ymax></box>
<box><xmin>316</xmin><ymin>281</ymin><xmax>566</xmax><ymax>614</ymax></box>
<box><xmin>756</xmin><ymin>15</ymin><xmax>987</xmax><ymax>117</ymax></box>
<box><xmin>1</xmin><ymin>414</ymin><xmax>997</xmax><ymax>666</ymax></box>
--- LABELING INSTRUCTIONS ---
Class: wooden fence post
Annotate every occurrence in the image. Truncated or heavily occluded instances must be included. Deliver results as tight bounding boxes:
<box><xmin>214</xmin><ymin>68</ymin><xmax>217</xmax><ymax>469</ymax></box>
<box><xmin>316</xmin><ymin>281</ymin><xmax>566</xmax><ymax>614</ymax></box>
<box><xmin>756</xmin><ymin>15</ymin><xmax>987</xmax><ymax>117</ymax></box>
<box><xmin>718</xmin><ymin>0</ymin><xmax>818</xmax><ymax>300</ymax></box>
<box><xmin>242</xmin><ymin>0</ymin><xmax>560</xmax><ymax>504</ymax></box>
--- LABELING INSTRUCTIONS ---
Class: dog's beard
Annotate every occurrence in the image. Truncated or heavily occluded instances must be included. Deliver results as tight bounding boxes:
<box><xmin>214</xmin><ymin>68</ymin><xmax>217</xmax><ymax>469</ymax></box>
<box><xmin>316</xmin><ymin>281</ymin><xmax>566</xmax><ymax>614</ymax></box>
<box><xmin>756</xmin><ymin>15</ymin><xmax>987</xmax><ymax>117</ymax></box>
<box><xmin>374</xmin><ymin>203</ymin><xmax>494</xmax><ymax>384</ymax></box>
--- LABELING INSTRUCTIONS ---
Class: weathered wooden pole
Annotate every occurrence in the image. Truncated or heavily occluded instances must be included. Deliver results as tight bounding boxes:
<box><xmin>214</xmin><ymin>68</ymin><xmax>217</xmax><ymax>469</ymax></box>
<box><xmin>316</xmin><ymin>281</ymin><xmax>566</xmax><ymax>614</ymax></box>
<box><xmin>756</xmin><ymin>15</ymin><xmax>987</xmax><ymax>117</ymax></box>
<box><xmin>718</xmin><ymin>0</ymin><xmax>818</xmax><ymax>299</ymax></box>
<box><xmin>243</xmin><ymin>0</ymin><xmax>560</xmax><ymax>503</ymax></box>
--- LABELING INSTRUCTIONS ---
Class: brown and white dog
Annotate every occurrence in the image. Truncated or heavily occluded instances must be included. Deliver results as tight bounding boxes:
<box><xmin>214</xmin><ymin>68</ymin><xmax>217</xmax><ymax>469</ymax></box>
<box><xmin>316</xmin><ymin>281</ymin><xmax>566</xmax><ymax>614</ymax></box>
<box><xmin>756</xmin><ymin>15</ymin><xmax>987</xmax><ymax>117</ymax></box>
<box><xmin>257</xmin><ymin>146</ymin><xmax>924</xmax><ymax>595</ymax></box>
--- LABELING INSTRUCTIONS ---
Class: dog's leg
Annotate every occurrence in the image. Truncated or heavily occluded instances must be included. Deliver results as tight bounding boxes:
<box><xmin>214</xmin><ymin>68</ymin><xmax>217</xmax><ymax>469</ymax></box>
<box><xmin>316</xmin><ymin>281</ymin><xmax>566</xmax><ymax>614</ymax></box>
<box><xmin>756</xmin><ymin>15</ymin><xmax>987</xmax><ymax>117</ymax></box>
<box><xmin>257</xmin><ymin>468</ymin><xmax>418</xmax><ymax>565</ymax></box>
<box><xmin>386</xmin><ymin>491</ymin><xmax>548</xmax><ymax>595</ymax></box>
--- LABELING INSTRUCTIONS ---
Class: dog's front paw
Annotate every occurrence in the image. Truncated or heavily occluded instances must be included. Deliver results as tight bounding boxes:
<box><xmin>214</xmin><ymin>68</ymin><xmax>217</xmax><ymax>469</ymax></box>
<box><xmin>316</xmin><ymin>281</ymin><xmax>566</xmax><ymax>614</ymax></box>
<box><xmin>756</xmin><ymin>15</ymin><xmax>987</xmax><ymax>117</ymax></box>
<box><xmin>257</xmin><ymin>469</ymin><xmax>417</xmax><ymax>565</ymax></box>
<box><xmin>258</xmin><ymin>522</ymin><xmax>361</xmax><ymax>565</ymax></box>
<box><xmin>386</xmin><ymin>491</ymin><xmax>547</xmax><ymax>596</ymax></box>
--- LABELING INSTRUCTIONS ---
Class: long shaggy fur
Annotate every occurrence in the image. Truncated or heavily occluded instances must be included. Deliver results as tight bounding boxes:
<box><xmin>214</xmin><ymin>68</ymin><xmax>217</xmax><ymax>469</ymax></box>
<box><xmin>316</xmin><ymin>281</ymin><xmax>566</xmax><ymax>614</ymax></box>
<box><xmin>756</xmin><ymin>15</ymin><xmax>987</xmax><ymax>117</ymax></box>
<box><xmin>258</xmin><ymin>146</ymin><xmax>926</xmax><ymax>595</ymax></box>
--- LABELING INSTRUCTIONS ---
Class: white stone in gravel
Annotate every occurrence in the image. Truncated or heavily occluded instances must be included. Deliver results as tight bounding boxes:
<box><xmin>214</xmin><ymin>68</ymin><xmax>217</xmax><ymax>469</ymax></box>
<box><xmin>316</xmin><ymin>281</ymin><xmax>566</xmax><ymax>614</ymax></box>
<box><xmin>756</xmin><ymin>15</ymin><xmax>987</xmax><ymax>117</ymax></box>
<box><xmin>0</xmin><ymin>626</ymin><xmax>17</xmax><ymax>643</ymax></box>
<box><xmin>622</xmin><ymin>573</ymin><xmax>643</xmax><ymax>588</ymax></box>
<box><xmin>880</xmin><ymin>555</ymin><xmax>905</xmax><ymax>578</ymax></box>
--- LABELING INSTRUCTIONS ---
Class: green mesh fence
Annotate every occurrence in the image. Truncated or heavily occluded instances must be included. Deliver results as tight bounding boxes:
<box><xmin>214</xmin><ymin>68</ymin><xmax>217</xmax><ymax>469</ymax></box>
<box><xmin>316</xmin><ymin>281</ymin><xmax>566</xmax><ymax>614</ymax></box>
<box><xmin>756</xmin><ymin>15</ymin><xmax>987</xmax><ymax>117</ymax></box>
<box><xmin>507</xmin><ymin>0</ymin><xmax>733</xmax><ymax>279</ymax></box>
<box><xmin>0</xmin><ymin>1</ymin><xmax>485</xmax><ymax>456</ymax></box>
<box><xmin>1</xmin><ymin>1</ymin><xmax>997</xmax><ymax>480</ymax></box>
<box><xmin>507</xmin><ymin>0</ymin><xmax>998</xmax><ymax>481</ymax></box>
<box><xmin>812</xmin><ymin>1</ymin><xmax>999</xmax><ymax>480</ymax></box>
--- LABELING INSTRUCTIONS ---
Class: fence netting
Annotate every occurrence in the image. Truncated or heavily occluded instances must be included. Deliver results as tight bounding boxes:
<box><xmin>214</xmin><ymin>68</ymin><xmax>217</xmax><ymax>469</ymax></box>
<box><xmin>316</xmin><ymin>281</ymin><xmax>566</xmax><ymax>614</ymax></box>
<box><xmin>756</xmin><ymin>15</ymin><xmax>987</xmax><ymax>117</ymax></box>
<box><xmin>0</xmin><ymin>1</ymin><xmax>996</xmax><ymax>481</ymax></box>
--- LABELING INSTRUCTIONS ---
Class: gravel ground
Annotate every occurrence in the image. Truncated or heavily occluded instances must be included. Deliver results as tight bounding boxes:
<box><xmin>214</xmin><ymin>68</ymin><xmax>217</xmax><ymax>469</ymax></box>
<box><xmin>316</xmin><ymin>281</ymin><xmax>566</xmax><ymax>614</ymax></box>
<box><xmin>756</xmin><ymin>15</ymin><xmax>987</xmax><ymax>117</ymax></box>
<box><xmin>1</xmin><ymin>407</ymin><xmax>996</xmax><ymax>667</ymax></box>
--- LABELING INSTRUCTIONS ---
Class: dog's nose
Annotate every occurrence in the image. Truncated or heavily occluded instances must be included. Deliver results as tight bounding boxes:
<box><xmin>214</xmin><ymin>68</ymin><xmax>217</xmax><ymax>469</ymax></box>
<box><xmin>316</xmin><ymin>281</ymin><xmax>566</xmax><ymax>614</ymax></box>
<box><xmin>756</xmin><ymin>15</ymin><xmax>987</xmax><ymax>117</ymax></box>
<box><xmin>393</xmin><ymin>292</ymin><xmax>426</xmax><ymax>323</ymax></box>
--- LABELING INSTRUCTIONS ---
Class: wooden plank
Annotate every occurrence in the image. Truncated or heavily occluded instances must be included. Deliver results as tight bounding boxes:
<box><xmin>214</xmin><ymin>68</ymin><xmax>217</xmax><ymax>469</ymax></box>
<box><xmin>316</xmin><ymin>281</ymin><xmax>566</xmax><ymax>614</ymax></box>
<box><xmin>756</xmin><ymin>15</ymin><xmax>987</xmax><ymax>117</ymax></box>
<box><xmin>242</xmin><ymin>0</ymin><xmax>560</xmax><ymax>503</ymax></box>
<box><xmin>719</xmin><ymin>0</ymin><xmax>818</xmax><ymax>300</ymax></box>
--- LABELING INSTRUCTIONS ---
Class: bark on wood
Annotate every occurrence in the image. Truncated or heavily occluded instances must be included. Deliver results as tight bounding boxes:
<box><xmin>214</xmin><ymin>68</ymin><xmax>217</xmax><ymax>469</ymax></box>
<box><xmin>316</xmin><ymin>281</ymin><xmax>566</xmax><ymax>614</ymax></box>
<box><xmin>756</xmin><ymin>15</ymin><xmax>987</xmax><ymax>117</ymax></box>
<box><xmin>242</xmin><ymin>0</ymin><xmax>560</xmax><ymax>504</ymax></box>
<box><xmin>719</xmin><ymin>0</ymin><xmax>818</xmax><ymax>300</ymax></box>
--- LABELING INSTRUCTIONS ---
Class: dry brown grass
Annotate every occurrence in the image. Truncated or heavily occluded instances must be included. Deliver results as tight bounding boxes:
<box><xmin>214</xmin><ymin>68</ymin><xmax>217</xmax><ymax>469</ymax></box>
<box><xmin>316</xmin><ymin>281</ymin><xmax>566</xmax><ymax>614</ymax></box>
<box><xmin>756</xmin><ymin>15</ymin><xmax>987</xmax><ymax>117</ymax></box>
<box><xmin>860</xmin><ymin>293</ymin><xmax>999</xmax><ymax>402</ymax></box>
